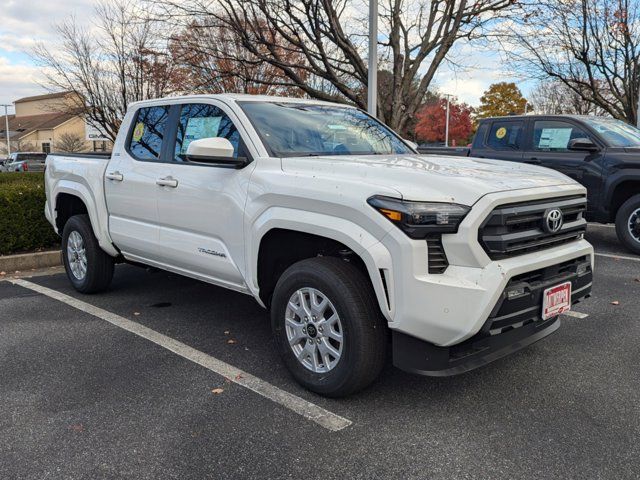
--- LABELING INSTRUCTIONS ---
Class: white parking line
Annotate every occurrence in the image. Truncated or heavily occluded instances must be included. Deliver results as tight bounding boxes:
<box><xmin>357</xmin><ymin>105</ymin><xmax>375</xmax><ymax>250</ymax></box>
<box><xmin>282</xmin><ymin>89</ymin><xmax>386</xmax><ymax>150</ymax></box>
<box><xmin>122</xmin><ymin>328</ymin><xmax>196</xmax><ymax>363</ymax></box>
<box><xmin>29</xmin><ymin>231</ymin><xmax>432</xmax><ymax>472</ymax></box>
<box><xmin>9</xmin><ymin>278</ymin><xmax>352</xmax><ymax>432</ymax></box>
<box><xmin>562</xmin><ymin>311</ymin><xmax>589</xmax><ymax>319</ymax></box>
<box><xmin>595</xmin><ymin>252</ymin><xmax>640</xmax><ymax>263</ymax></box>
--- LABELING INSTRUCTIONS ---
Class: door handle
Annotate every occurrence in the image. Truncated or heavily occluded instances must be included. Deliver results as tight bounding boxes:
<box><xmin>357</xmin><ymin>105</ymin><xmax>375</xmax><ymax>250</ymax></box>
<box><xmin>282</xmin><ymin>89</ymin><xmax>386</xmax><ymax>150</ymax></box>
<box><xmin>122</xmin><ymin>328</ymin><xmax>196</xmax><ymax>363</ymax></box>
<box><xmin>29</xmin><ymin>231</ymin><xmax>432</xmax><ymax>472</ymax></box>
<box><xmin>106</xmin><ymin>171</ymin><xmax>123</xmax><ymax>181</ymax></box>
<box><xmin>156</xmin><ymin>176</ymin><xmax>178</xmax><ymax>188</ymax></box>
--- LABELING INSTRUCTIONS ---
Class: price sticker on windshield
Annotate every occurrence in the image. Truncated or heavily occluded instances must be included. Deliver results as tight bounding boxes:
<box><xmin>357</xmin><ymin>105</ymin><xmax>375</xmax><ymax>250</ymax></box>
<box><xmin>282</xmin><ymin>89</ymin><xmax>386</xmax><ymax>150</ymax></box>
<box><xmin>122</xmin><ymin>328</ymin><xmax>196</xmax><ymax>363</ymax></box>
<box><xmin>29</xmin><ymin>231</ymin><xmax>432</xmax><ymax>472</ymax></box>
<box><xmin>132</xmin><ymin>122</ymin><xmax>145</xmax><ymax>142</ymax></box>
<box><xmin>496</xmin><ymin>127</ymin><xmax>507</xmax><ymax>139</ymax></box>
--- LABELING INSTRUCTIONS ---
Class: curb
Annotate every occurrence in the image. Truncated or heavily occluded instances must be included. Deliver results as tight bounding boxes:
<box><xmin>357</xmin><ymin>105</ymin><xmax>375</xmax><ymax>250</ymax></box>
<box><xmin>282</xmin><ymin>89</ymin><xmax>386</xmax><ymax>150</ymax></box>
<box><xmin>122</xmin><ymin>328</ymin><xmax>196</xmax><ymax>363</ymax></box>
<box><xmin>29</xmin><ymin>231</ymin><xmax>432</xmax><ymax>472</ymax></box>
<box><xmin>0</xmin><ymin>250</ymin><xmax>62</xmax><ymax>273</ymax></box>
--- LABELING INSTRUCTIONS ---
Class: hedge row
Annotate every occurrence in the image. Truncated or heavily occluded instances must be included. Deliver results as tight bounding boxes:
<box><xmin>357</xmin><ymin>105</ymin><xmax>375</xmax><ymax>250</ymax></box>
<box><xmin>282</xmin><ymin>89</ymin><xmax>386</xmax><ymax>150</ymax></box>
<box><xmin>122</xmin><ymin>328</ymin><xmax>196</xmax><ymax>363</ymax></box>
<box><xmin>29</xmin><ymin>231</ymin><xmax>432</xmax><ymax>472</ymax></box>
<box><xmin>0</xmin><ymin>173</ymin><xmax>60</xmax><ymax>255</ymax></box>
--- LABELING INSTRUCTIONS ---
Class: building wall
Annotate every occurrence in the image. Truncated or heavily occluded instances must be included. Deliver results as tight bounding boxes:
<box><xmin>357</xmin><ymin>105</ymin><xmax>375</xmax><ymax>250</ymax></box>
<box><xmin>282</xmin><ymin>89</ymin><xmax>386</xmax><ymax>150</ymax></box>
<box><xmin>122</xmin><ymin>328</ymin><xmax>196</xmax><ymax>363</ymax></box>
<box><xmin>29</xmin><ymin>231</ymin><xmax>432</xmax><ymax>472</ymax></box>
<box><xmin>15</xmin><ymin>98</ymin><xmax>68</xmax><ymax>117</ymax></box>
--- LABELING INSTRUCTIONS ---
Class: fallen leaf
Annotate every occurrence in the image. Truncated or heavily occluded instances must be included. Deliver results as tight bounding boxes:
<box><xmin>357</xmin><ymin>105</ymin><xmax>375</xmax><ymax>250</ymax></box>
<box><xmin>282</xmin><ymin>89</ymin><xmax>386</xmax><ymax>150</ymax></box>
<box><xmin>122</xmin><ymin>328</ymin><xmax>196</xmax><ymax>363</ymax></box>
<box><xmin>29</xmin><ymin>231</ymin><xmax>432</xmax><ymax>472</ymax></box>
<box><xmin>635</xmin><ymin>278</ymin><xmax>640</xmax><ymax>283</ymax></box>
<box><xmin>610</xmin><ymin>300</ymin><xmax>620</xmax><ymax>305</ymax></box>
<box><xmin>211</xmin><ymin>388</ymin><xmax>224</xmax><ymax>395</ymax></box>
<box><xmin>68</xmin><ymin>424</ymin><xmax>84</xmax><ymax>432</ymax></box>
<box><xmin>133</xmin><ymin>312</ymin><xmax>140</xmax><ymax>316</ymax></box>
<box><xmin>0</xmin><ymin>271</ymin><xmax>5</xmax><ymax>276</ymax></box>
<box><xmin>235</xmin><ymin>374</ymin><xmax>244</xmax><ymax>380</ymax></box>
<box><xmin>224</xmin><ymin>330</ymin><xmax>230</xmax><ymax>335</ymax></box>
<box><xmin>227</xmin><ymin>339</ymin><xmax>237</xmax><ymax>344</ymax></box>
<box><xmin>14</xmin><ymin>270</ymin><xmax>20</xmax><ymax>274</ymax></box>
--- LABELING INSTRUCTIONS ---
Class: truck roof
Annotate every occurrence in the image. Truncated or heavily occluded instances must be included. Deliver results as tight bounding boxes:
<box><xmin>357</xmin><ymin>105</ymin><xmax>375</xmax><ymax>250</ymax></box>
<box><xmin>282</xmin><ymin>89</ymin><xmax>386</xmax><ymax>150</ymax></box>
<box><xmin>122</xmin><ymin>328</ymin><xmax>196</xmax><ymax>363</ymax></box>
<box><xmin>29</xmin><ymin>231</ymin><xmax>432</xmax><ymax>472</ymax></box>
<box><xmin>129</xmin><ymin>94</ymin><xmax>350</xmax><ymax>109</ymax></box>
<box><xmin>478</xmin><ymin>114</ymin><xmax>610</xmax><ymax>122</ymax></box>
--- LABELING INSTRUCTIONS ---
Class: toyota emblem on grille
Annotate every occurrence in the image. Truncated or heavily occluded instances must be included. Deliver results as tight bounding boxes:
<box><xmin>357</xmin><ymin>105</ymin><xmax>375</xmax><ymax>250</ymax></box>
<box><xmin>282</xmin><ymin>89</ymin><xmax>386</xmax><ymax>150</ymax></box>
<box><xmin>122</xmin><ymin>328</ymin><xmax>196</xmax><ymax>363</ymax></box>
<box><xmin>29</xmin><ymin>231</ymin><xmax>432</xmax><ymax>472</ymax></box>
<box><xmin>543</xmin><ymin>208</ymin><xmax>564</xmax><ymax>233</ymax></box>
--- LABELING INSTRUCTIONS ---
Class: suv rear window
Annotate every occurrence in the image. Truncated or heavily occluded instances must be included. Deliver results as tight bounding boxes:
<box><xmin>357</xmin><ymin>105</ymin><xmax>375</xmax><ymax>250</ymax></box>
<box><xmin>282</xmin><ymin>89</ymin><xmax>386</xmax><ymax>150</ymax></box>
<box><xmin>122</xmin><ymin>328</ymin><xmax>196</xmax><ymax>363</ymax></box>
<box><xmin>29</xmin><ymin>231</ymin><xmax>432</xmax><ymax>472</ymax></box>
<box><xmin>128</xmin><ymin>105</ymin><xmax>170</xmax><ymax>161</ymax></box>
<box><xmin>486</xmin><ymin>121</ymin><xmax>524</xmax><ymax>151</ymax></box>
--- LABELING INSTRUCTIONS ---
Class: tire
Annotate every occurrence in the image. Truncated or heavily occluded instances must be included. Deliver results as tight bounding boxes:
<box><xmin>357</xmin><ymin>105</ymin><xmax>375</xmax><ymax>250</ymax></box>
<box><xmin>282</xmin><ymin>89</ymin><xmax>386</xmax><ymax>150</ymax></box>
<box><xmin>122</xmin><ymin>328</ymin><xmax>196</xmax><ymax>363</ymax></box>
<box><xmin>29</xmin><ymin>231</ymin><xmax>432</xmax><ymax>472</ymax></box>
<box><xmin>62</xmin><ymin>214</ymin><xmax>115</xmax><ymax>293</ymax></box>
<box><xmin>271</xmin><ymin>257</ymin><xmax>387</xmax><ymax>397</ymax></box>
<box><xmin>615</xmin><ymin>194</ymin><xmax>640</xmax><ymax>255</ymax></box>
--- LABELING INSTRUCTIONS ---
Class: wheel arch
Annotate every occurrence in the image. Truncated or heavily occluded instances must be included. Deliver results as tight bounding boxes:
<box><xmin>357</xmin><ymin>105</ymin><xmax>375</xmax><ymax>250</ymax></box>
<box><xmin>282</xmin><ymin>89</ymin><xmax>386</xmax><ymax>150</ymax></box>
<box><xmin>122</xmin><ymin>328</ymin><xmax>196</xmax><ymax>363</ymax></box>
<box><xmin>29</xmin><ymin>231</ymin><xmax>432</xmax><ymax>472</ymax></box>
<box><xmin>53</xmin><ymin>182</ymin><xmax>118</xmax><ymax>257</ymax></box>
<box><xmin>604</xmin><ymin>172</ymin><xmax>640</xmax><ymax>221</ymax></box>
<box><xmin>248</xmin><ymin>208</ymin><xmax>393</xmax><ymax>321</ymax></box>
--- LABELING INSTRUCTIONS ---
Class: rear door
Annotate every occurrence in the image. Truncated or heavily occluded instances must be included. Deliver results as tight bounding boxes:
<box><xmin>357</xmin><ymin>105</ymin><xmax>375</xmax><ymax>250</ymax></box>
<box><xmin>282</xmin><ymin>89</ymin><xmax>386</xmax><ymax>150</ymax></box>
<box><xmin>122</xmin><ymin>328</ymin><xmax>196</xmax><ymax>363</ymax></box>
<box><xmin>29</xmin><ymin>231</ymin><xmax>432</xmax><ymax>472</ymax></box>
<box><xmin>523</xmin><ymin>119</ymin><xmax>604</xmax><ymax>201</ymax></box>
<box><xmin>469</xmin><ymin>119</ymin><xmax>525</xmax><ymax>162</ymax></box>
<box><xmin>155</xmin><ymin>101</ymin><xmax>256</xmax><ymax>290</ymax></box>
<box><xmin>105</xmin><ymin>104</ymin><xmax>171</xmax><ymax>260</ymax></box>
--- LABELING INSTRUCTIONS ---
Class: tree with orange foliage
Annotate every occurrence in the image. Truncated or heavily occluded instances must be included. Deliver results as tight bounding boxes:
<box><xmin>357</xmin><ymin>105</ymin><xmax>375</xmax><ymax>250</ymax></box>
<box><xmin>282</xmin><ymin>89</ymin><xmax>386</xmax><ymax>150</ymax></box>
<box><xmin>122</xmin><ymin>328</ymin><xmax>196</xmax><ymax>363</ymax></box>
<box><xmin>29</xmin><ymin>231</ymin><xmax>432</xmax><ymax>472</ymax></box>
<box><xmin>414</xmin><ymin>99</ymin><xmax>473</xmax><ymax>146</ymax></box>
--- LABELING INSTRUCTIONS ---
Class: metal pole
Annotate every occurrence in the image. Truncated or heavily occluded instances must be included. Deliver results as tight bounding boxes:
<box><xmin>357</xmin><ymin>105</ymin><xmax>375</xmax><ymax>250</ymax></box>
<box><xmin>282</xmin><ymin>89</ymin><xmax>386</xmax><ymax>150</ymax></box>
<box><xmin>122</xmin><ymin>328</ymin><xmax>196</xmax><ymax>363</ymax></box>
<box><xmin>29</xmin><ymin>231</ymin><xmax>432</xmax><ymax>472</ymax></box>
<box><xmin>444</xmin><ymin>95</ymin><xmax>451</xmax><ymax>147</ymax></box>
<box><xmin>2</xmin><ymin>105</ymin><xmax>10</xmax><ymax>156</ymax></box>
<box><xmin>367</xmin><ymin>0</ymin><xmax>378</xmax><ymax>117</ymax></box>
<box><xmin>637</xmin><ymin>93</ymin><xmax>640</xmax><ymax>128</ymax></box>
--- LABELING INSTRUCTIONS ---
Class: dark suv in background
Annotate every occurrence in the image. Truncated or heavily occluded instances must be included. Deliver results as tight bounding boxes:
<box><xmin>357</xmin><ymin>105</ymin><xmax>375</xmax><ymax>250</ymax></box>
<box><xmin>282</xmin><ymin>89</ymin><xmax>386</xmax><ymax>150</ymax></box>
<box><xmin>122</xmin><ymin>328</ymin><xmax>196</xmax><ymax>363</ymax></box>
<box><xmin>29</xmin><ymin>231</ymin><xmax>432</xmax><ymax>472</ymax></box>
<box><xmin>419</xmin><ymin>115</ymin><xmax>640</xmax><ymax>254</ymax></box>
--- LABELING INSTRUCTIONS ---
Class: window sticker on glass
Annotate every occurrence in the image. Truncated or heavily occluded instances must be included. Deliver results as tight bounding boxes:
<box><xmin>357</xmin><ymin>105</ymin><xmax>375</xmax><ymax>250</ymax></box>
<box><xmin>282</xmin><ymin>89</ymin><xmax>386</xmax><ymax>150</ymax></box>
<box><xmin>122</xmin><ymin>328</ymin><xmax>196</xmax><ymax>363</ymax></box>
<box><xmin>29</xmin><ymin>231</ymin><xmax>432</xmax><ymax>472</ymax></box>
<box><xmin>538</xmin><ymin>128</ymin><xmax>572</xmax><ymax>149</ymax></box>
<box><xmin>132</xmin><ymin>122</ymin><xmax>145</xmax><ymax>142</ymax></box>
<box><xmin>181</xmin><ymin>116</ymin><xmax>222</xmax><ymax>153</ymax></box>
<box><xmin>495</xmin><ymin>127</ymin><xmax>507</xmax><ymax>139</ymax></box>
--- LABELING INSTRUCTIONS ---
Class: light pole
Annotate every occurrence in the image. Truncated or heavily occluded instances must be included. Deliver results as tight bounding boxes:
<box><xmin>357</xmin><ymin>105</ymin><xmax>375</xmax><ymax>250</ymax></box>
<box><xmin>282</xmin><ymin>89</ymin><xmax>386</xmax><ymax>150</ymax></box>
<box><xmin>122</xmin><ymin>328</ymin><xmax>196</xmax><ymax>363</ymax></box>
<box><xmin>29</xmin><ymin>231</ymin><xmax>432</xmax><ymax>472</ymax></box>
<box><xmin>443</xmin><ymin>94</ymin><xmax>452</xmax><ymax>147</ymax></box>
<box><xmin>367</xmin><ymin>0</ymin><xmax>378</xmax><ymax>117</ymax></box>
<box><xmin>1</xmin><ymin>104</ymin><xmax>10</xmax><ymax>157</ymax></box>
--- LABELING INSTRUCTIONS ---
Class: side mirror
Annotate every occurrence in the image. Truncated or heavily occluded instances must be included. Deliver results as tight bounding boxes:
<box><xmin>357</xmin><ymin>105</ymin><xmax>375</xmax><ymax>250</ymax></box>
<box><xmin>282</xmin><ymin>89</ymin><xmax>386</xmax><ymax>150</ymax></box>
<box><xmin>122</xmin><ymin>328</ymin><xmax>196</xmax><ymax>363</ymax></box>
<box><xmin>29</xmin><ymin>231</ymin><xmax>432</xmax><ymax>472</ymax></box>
<box><xmin>185</xmin><ymin>137</ymin><xmax>249</xmax><ymax>168</ymax></box>
<box><xmin>568</xmin><ymin>137</ymin><xmax>599</xmax><ymax>152</ymax></box>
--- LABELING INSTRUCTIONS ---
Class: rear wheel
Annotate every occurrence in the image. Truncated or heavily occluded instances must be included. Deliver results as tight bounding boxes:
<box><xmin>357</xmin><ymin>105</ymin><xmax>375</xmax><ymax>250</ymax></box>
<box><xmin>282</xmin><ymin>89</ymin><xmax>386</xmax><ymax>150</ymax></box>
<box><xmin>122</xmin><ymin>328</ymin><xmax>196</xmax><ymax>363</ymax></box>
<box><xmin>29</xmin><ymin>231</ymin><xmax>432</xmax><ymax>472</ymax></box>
<box><xmin>615</xmin><ymin>194</ymin><xmax>640</xmax><ymax>255</ymax></box>
<box><xmin>271</xmin><ymin>257</ymin><xmax>387</xmax><ymax>397</ymax></box>
<box><xmin>62</xmin><ymin>214</ymin><xmax>114</xmax><ymax>293</ymax></box>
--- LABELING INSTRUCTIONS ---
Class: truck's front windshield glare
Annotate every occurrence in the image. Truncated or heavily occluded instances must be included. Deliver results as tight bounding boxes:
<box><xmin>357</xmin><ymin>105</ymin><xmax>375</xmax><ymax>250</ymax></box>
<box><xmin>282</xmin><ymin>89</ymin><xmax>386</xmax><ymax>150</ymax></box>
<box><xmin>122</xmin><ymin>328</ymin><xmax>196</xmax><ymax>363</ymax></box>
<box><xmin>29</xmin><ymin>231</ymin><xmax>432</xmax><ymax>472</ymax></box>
<box><xmin>239</xmin><ymin>102</ymin><xmax>413</xmax><ymax>157</ymax></box>
<box><xmin>583</xmin><ymin>118</ymin><xmax>640</xmax><ymax>147</ymax></box>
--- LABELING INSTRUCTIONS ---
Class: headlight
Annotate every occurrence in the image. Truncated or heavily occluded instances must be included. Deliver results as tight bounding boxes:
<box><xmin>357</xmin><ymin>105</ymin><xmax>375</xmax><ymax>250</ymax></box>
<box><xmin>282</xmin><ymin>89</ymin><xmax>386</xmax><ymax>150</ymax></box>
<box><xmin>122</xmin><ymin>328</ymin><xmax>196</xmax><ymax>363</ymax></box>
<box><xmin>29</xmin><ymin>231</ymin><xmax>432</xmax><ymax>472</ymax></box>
<box><xmin>367</xmin><ymin>195</ymin><xmax>471</xmax><ymax>238</ymax></box>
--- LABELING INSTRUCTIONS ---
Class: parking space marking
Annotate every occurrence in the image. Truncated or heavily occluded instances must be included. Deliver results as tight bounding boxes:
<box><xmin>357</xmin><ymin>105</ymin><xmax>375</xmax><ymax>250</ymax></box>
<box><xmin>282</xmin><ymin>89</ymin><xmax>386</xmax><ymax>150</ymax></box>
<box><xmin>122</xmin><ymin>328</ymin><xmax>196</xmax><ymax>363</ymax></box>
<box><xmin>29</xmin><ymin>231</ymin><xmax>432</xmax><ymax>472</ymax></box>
<box><xmin>562</xmin><ymin>311</ymin><xmax>589</xmax><ymax>319</ymax></box>
<box><xmin>9</xmin><ymin>278</ymin><xmax>352</xmax><ymax>432</ymax></box>
<box><xmin>595</xmin><ymin>252</ymin><xmax>640</xmax><ymax>262</ymax></box>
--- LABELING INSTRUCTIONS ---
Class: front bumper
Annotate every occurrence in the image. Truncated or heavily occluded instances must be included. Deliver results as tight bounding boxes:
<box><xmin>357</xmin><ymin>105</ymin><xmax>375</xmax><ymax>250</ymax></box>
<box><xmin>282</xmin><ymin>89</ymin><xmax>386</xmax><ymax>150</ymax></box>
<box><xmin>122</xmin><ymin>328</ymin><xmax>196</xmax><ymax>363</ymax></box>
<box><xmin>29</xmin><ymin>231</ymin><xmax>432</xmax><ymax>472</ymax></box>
<box><xmin>392</xmin><ymin>256</ymin><xmax>592</xmax><ymax>376</ymax></box>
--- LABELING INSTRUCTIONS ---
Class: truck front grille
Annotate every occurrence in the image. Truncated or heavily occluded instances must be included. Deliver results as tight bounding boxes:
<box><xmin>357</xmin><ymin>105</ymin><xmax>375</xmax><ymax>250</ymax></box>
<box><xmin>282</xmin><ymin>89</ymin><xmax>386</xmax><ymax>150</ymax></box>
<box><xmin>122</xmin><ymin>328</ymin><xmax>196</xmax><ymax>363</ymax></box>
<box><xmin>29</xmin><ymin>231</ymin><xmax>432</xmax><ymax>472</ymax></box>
<box><xmin>479</xmin><ymin>195</ymin><xmax>587</xmax><ymax>260</ymax></box>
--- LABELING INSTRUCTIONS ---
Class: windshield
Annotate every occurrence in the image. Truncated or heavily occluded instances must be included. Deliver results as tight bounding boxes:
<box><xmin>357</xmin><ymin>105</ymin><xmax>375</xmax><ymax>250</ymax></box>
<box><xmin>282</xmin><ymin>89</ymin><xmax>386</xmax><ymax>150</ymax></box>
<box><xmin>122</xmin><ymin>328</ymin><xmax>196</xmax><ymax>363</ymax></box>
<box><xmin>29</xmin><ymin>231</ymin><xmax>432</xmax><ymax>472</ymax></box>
<box><xmin>239</xmin><ymin>102</ymin><xmax>413</xmax><ymax>157</ymax></box>
<box><xmin>583</xmin><ymin>117</ymin><xmax>640</xmax><ymax>147</ymax></box>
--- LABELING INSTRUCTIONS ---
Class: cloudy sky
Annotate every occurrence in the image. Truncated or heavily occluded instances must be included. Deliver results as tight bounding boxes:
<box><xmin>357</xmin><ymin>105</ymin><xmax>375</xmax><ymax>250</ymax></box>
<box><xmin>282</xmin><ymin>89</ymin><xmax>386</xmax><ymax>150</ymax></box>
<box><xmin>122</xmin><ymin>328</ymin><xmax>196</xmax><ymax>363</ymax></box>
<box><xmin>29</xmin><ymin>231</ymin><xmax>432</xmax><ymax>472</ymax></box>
<box><xmin>0</xmin><ymin>0</ymin><xmax>532</xmax><ymax>113</ymax></box>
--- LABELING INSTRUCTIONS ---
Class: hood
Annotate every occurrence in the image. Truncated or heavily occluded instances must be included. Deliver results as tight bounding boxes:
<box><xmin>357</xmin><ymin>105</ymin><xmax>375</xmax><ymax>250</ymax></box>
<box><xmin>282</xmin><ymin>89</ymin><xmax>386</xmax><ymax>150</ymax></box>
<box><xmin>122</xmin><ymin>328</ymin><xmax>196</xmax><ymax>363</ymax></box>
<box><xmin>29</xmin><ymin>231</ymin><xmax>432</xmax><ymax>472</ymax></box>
<box><xmin>281</xmin><ymin>154</ymin><xmax>578</xmax><ymax>206</ymax></box>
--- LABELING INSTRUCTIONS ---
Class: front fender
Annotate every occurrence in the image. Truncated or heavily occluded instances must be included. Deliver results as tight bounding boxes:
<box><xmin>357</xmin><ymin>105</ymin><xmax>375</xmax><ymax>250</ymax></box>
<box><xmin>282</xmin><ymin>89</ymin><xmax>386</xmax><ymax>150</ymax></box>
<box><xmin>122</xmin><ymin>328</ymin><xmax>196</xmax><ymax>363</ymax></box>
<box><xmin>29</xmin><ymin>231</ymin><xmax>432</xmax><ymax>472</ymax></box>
<box><xmin>246</xmin><ymin>207</ymin><xmax>394</xmax><ymax>320</ymax></box>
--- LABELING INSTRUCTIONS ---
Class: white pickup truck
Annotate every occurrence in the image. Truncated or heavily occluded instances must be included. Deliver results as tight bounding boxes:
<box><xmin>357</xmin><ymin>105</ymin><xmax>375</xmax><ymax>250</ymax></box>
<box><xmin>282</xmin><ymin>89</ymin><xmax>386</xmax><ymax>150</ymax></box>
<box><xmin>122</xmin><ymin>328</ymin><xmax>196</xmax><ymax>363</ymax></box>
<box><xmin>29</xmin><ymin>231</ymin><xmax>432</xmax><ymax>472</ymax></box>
<box><xmin>45</xmin><ymin>94</ymin><xmax>594</xmax><ymax>396</ymax></box>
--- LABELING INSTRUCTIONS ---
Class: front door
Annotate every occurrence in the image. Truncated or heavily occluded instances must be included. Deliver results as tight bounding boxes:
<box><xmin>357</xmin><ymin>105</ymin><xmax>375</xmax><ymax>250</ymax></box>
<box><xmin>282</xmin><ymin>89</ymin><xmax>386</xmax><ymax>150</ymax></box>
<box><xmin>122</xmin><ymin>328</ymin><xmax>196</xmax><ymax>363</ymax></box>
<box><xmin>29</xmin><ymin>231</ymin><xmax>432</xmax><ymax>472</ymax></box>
<box><xmin>524</xmin><ymin>119</ymin><xmax>604</xmax><ymax>207</ymax></box>
<box><xmin>105</xmin><ymin>104</ymin><xmax>171</xmax><ymax>260</ymax></box>
<box><xmin>155</xmin><ymin>102</ymin><xmax>256</xmax><ymax>291</ymax></box>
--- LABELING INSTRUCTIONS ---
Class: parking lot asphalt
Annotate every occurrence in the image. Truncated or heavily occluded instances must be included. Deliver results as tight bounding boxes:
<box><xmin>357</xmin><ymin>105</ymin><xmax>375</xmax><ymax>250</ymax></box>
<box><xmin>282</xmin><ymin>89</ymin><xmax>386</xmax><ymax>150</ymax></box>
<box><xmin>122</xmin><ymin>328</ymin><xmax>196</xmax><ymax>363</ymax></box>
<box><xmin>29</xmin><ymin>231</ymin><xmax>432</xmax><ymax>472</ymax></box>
<box><xmin>1</xmin><ymin>225</ymin><xmax>639</xmax><ymax>479</ymax></box>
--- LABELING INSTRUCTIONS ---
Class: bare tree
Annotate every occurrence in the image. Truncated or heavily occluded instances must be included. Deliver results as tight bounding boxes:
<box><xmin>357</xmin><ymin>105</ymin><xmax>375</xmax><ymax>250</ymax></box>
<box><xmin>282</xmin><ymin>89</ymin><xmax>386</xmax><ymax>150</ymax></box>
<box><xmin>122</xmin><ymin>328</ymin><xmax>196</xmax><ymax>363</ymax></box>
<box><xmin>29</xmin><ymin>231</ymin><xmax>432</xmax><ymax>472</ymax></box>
<box><xmin>529</xmin><ymin>80</ymin><xmax>608</xmax><ymax>116</ymax></box>
<box><xmin>157</xmin><ymin>0</ymin><xmax>516</xmax><ymax>132</ymax></box>
<box><xmin>55</xmin><ymin>133</ymin><xmax>86</xmax><ymax>153</ymax></box>
<box><xmin>505</xmin><ymin>0</ymin><xmax>640</xmax><ymax>124</ymax></box>
<box><xmin>170</xmin><ymin>20</ymin><xmax>308</xmax><ymax>96</ymax></box>
<box><xmin>33</xmin><ymin>0</ymin><xmax>182</xmax><ymax>141</ymax></box>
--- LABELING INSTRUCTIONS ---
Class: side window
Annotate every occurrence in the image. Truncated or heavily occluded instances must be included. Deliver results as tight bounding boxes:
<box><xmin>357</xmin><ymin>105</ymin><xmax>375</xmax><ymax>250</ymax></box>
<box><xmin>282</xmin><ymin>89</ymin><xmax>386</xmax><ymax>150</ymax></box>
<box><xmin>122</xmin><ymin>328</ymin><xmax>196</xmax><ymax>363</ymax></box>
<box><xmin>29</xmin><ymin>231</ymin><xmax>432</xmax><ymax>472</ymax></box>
<box><xmin>486</xmin><ymin>121</ymin><xmax>524</xmax><ymax>151</ymax></box>
<box><xmin>533</xmin><ymin>120</ymin><xmax>589</xmax><ymax>152</ymax></box>
<box><xmin>174</xmin><ymin>103</ymin><xmax>242</xmax><ymax>162</ymax></box>
<box><xmin>472</xmin><ymin>122</ymin><xmax>489</xmax><ymax>149</ymax></box>
<box><xmin>128</xmin><ymin>105</ymin><xmax>170</xmax><ymax>161</ymax></box>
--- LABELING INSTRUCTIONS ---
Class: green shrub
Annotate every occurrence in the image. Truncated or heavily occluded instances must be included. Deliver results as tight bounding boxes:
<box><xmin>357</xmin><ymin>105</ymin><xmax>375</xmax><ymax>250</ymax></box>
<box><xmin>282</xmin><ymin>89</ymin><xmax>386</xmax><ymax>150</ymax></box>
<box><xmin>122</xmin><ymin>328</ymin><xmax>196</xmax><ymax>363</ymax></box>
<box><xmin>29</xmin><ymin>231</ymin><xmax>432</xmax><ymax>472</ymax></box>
<box><xmin>0</xmin><ymin>172</ymin><xmax>59</xmax><ymax>255</ymax></box>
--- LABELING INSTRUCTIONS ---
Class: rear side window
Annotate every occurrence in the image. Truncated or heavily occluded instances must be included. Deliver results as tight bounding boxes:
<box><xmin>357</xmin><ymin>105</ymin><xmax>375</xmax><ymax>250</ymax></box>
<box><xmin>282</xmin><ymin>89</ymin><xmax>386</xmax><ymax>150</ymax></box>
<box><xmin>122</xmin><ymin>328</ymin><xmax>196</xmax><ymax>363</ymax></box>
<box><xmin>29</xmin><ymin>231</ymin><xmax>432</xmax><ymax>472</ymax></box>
<box><xmin>486</xmin><ymin>121</ymin><xmax>524</xmax><ymax>151</ymax></box>
<box><xmin>128</xmin><ymin>106</ymin><xmax>170</xmax><ymax>161</ymax></box>
<box><xmin>174</xmin><ymin>103</ymin><xmax>242</xmax><ymax>162</ymax></box>
<box><xmin>533</xmin><ymin>120</ymin><xmax>589</xmax><ymax>152</ymax></box>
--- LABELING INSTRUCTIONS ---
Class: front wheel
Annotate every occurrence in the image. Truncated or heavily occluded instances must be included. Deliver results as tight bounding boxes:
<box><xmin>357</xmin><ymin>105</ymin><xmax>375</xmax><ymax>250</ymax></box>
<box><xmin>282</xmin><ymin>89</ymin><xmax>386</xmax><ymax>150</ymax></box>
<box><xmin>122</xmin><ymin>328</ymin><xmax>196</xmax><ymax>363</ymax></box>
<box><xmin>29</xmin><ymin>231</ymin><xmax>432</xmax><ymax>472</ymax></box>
<box><xmin>271</xmin><ymin>257</ymin><xmax>387</xmax><ymax>397</ymax></box>
<box><xmin>615</xmin><ymin>194</ymin><xmax>640</xmax><ymax>255</ymax></box>
<box><xmin>62</xmin><ymin>214</ymin><xmax>115</xmax><ymax>293</ymax></box>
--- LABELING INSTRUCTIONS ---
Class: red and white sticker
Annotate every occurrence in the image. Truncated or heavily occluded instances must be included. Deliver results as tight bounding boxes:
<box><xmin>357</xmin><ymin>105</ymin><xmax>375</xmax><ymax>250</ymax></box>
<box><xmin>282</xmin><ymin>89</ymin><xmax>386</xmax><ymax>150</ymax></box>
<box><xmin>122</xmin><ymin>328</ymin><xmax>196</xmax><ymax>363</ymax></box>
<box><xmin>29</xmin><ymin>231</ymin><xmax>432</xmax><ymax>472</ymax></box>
<box><xmin>542</xmin><ymin>281</ymin><xmax>572</xmax><ymax>320</ymax></box>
